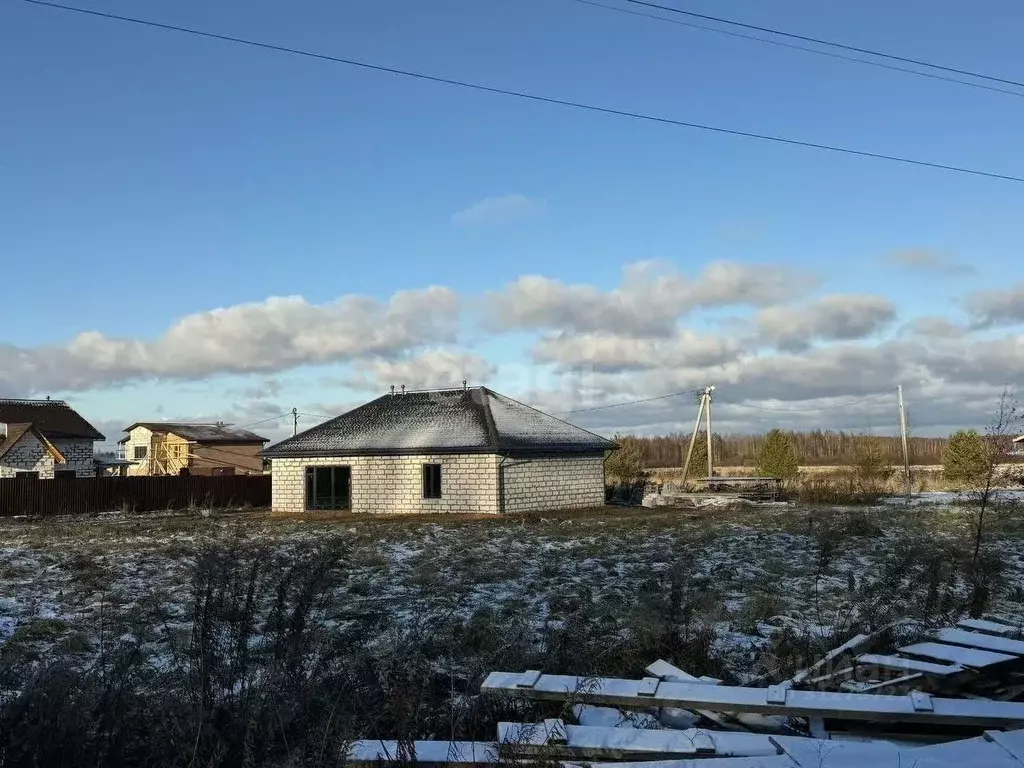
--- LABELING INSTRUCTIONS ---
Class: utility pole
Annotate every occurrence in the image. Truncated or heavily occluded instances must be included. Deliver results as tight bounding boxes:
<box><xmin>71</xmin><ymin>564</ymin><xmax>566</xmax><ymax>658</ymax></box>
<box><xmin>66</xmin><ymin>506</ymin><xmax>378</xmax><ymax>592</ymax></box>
<box><xmin>682</xmin><ymin>391</ymin><xmax>707</xmax><ymax>484</ymax></box>
<box><xmin>292</xmin><ymin>407</ymin><xmax>298</xmax><ymax>437</ymax></box>
<box><xmin>705</xmin><ymin>385</ymin><xmax>715</xmax><ymax>478</ymax></box>
<box><xmin>897</xmin><ymin>385</ymin><xmax>911</xmax><ymax>499</ymax></box>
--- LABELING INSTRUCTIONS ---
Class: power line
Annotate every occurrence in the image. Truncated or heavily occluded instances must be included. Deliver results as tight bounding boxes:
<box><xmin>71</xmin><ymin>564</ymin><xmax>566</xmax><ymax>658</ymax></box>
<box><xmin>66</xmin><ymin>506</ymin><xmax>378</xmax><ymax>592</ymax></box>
<box><xmin>236</xmin><ymin>412</ymin><xmax>291</xmax><ymax>429</ymax></box>
<box><xmin>556</xmin><ymin>388</ymin><xmax>703</xmax><ymax>415</ymax></box>
<box><xmin>565</xmin><ymin>0</ymin><xmax>1024</xmax><ymax>99</ymax></box>
<box><xmin>619</xmin><ymin>0</ymin><xmax>1024</xmax><ymax>90</ymax></box>
<box><xmin>717</xmin><ymin>391</ymin><xmax>894</xmax><ymax>412</ymax></box>
<box><xmin>19</xmin><ymin>0</ymin><xmax>1024</xmax><ymax>184</ymax></box>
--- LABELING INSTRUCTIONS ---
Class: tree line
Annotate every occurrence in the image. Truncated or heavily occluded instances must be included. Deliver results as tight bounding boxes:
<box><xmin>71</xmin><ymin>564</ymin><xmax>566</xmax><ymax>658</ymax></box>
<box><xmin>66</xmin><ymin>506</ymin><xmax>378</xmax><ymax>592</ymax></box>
<box><xmin>630</xmin><ymin>430</ymin><xmax>949</xmax><ymax>468</ymax></box>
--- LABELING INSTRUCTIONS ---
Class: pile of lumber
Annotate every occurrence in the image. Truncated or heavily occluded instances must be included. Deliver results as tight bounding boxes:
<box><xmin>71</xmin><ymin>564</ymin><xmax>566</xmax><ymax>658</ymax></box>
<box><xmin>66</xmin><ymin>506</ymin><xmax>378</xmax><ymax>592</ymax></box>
<box><xmin>348</xmin><ymin>616</ymin><xmax>1024</xmax><ymax>766</ymax></box>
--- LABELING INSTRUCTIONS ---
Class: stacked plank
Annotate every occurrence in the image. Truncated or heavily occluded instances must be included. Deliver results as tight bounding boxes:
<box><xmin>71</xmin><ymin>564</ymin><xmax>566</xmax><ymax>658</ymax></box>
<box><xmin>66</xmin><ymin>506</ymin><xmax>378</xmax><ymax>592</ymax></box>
<box><xmin>347</xmin><ymin>616</ymin><xmax>1024</xmax><ymax>767</ymax></box>
<box><xmin>803</xmin><ymin>617</ymin><xmax>1024</xmax><ymax>698</ymax></box>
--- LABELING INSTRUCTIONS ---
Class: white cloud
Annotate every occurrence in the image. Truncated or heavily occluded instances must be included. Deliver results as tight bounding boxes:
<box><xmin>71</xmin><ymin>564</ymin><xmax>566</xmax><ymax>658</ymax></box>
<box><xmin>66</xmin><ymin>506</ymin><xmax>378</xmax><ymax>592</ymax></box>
<box><xmin>450</xmin><ymin>194</ymin><xmax>545</xmax><ymax>227</ymax></box>
<box><xmin>884</xmin><ymin>249</ymin><xmax>975</xmax><ymax>275</ymax></box>
<box><xmin>487</xmin><ymin>260</ymin><xmax>815</xmax><ymax>337</ymax></box>
<box><xmin>7</xmin><ymin>259</ymin><xmax>1022</xmax><ymax>439</ymax></box>
<box><xmin>965</xmin><ymin>282</ymin><xmax>1024</xmax><ymax>328</ymax></box>
<box><xmin>755</xmin><ymin>294</ymin><xmax>897</xmax><ymax>350</ymax></box>
<box><xmin>0</xmin><ymin>288</ymin><xmax>459</xmax><ymax>394</ymax></box>
<box><xmin>532</xmin><ymin>330</ymin><xmax>742</xmax><ymax>371</ymax></box>
<box><xmin>347</xmin><ymin>349</ymin><xmax>496</xmax><ymax>392</ymax></box>
<box><xmin>902</xmin><ymin>316</ymin><xmax>968</xmax><ymax>339</ymax></box>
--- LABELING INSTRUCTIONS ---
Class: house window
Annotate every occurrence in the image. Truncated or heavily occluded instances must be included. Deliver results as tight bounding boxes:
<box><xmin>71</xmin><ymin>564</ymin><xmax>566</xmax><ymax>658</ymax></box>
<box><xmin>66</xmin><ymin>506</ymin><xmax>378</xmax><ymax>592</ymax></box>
<box><xmin>305</xmin><ymin>466</ymin><xmax>350</xmax><ymax>511</ymax></box>
<box><xmin>165</xmin><ymin>443</ymin><xmax>186</xmax><ymax>460</ymax></box>
<box><xmin>133</xmin><ymin>445</ymin><xmax>148</xmax><ymax>460</ymax></box>
<box><xmin>422</xmin><ymin>463</ymin><xmax>442</xmax><ymax>499</ymax></box>
<box><xmin>55</xmin><ymin>470</ymin><xmax>76</xmax><ymax>479</ymax></box>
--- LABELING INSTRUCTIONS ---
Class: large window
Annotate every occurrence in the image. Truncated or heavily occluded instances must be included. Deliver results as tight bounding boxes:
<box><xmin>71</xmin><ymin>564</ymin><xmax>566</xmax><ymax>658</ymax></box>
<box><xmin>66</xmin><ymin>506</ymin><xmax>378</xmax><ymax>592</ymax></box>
<box><xmin>133</xmin><ymin>445</ymin><xmax>148</xmax><ymax>460</ymax></box>
<box><xmin>422</xmin><ymin>463</ymin><xmax>442</xmax><ymax>499</ymax></box>
<box><xmin>305</xmin><ymin>466</ymin><xmax>351</xmax><ymax>510</ymax></box>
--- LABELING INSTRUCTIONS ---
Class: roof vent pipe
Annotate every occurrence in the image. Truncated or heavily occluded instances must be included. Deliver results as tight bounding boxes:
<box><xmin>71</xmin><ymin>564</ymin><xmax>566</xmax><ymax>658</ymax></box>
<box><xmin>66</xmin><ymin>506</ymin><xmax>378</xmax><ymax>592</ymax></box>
<box><xmin>390</xmin><ymin>385</ymin><xmax>395</xmax><ymax>397</ymax></box>
<box><xmin>401</xmin><ymin>384</ymin><xmax>406</xmax><ymax>396</ymax></box>
<box><xmin>463</xmin><ymin>380</ymin><xmax>467</xmax><ymax>391</ymax></box>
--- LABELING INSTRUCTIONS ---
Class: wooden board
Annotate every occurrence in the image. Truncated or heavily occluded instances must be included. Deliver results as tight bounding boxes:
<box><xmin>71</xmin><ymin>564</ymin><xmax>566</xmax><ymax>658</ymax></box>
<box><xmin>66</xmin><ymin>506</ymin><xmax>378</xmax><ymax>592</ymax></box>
<box><xmin>901</xmin><ymin>641</ymin><xmax>1016</xmax><ymax>669</ymax></box>
<box><xmin>987</xmin><ymin>729</ymin><xmax>1024</xmax><ymax>762</ymax></box>
<box><xmin>857</xmin><ymin>653</ymin><xmax>966</xmax><ymax>677</ymax></box>
<box><xmin>481</xmin><ymin>671</ymin><xmax>1024</xmax><ymax>726</ymax></box>
<box><xmin>789</xmin><ymin>633</ymin><xmax>871</xmax><ymax>687</ymax></box>
<box><xmin>959</xmin><ymin>618</ymin><xmax>1016</xmax><ymax>636</ymax></box>
<box><xmin>497</xmin><ymin>722</ymin><xmax>780</xmax><ymax>759</ymax></box>
<box><xmin>645</xmin><ymin>658</ymin><xmax>737</xmax><ymax>729</ymax></box>
<box><xmin>937</xmin><ymin>628</ymin><xmax>1024</xmax><ymax>656</ymax></box>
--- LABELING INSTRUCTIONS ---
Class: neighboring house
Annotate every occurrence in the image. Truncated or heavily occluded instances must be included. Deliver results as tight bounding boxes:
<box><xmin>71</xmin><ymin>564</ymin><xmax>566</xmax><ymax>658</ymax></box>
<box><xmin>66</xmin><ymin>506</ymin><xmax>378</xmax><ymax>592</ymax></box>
<box><xmin>119</xmin><ymin>423</ymin><xmax>269</xmax><ymax>476</ymax></box>
<box><xmin>263</xmin><ymin>386</ymin><xmax>615</xmax><ymax>515</ymax></box>
<box><xmin>0</xmin><ymin>398</ymin><xmax>105</xmax><ymax>478</ymax></box>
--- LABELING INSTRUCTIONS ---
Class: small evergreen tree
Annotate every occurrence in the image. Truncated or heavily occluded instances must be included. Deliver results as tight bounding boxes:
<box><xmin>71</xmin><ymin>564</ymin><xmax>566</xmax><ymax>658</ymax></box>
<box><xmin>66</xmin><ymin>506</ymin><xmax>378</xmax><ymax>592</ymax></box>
<box><xmin>756</xmin><ymin>429</ymin><xmax>799</xmax><ymax>479</ymax></box>
<box><xmin>943</xmin><ymin>429</ymin><xmax>991</xmax><ymax>489</ymax></box>
<box><xmin>605</xmin><ymin>434</ymin><xmax>647</xmax><ymax>483</ymax></box>
<box><xmin>851</xmin><ymin>437</ymin><xmax>893</xmax><ymax>495</ymax></box>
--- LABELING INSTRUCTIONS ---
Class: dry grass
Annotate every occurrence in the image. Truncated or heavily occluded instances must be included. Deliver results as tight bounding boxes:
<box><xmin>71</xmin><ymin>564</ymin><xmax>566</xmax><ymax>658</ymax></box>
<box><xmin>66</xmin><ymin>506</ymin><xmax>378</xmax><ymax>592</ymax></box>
<box><xmin>2</xmin><ymin>502</ymin><xmax>1024</xmax><ymax>766</ymax></box>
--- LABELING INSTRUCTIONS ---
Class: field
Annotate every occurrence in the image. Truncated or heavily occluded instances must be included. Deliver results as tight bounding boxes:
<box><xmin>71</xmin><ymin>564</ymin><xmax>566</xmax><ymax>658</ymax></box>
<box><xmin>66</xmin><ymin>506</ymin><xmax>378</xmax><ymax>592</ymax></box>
<box><xmin>2</xmin><ymin>499</ymin><xmax>1024</xmax><ymax>766</ymax></box>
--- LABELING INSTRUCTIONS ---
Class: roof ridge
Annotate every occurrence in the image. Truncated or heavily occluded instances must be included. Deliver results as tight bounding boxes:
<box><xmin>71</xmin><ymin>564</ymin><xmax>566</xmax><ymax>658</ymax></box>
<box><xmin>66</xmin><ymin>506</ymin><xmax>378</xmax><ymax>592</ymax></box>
<box><xmin>0</xmin><ymin>398</ymin><xmax>70</xmax><ymax>405</ymax></box>
<box><xmin>486</xmin><ymin>389</ymin><xmax>615</xmax><ymax>446</ymax></box>
<box><xmin>474</xmin><ymin>387</ymin><xmax>501</xmax><ymax>449</ymax></box>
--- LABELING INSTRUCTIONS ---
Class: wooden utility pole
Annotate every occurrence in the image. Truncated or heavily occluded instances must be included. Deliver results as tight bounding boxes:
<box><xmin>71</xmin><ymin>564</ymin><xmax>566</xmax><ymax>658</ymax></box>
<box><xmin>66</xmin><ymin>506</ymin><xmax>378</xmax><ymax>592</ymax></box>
<box><xmin>705</xmin><ymin>385</ymin><xmax>715</xmax><ymax>478</ymax></box>
<box><xmin>292</xmin><ymin>407</ymin><xmax>299</xmax><ymax>437</ymax></box>
<box><xmin>682</xmin><ymin>392</ymin><xmax>707</xmax><ymax>484</ymax></box>
<box><xmin>897</xmin><ymin>385</ymin><xmax>911</xmax><ymax>499</ymax></box>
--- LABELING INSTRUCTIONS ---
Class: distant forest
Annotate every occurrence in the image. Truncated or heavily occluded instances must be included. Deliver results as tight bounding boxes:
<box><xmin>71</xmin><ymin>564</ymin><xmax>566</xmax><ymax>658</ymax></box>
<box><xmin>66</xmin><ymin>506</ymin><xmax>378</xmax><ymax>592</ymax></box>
<box><xmin>633</xmin><ymin>431</ymin><xmax>949</xmax><ymax>467</ymax></box>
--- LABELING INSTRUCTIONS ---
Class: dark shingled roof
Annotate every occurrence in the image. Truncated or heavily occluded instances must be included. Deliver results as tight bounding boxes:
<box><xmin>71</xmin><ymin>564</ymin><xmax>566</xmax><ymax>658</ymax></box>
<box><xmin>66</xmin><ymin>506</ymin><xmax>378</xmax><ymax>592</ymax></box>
<box><xmin>122</xmin><ymin>423</ymin><xmax>269</xmax><ymax>444</ymax></box>
<box><xmin>0</xmin><ymin>399</ymin><xmax>105</xmax><ymax>441</ymax></box>
<box><xmin>263</xmin><ymin>387</ymin><xmax>615</xmax><ymax>458</ymax></box>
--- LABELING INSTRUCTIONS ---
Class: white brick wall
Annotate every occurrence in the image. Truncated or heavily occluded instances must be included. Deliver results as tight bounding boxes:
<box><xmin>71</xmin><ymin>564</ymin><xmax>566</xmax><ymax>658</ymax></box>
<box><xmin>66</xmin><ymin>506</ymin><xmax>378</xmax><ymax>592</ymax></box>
<box><xmin>270</xmin><ymin>453</ymin><xmax>502</xmax><ymax>514</ymax></box>
<box><xmin>0</xmin><ymin>431</ymin><xmax>56</xmax><ymax>479</ymax></box>
<box><xmin>270</xmin><ymin>452</ymin><xmax>607</xmax><ymax>514</ymax></box>
<box><xmin>501</xmin><ymin>455</ymin><xmax>606</xmax><ymax>514</ymax></box>
<box><xmin>49</xmin><ymin>438</ymin><xmax>97</xmax><ymax>477</ymax></box>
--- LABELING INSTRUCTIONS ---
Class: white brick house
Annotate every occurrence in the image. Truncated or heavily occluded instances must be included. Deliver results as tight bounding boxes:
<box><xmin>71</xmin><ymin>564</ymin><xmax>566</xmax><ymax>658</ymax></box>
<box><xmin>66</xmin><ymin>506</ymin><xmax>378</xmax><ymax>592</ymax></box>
<box><xmin>0</xmin><ymin>399</ymin><xmax>105</xmax><ymax>478</ymax></box>
<box><xmin>263</xmin><ymin>387</ymin><xmax>615</xmax><ymax>514</ymax></box>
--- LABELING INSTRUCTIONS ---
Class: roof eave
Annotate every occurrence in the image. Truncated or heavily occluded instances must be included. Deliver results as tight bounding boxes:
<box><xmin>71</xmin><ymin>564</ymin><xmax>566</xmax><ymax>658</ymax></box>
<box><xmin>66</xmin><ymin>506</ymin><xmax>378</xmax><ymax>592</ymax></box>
<box><xmin>263</xmin><ymin>444</ymin><xmax>611</xmax><ymax>459</ymax></box>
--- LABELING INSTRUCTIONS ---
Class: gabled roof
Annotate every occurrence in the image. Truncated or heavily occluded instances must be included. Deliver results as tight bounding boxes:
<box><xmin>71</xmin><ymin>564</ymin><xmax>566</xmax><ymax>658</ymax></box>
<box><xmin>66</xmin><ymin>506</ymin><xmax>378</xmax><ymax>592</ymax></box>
<box><xmin>263</xmin><ymin>387</ymin><xmax>615</xmax><ymax>458</ymax></box>
<box><xmin>0</xmin><ymin>399</ymin><xmax>104</xmax><ymax>441</ymax></box>
<box><xmin>122</xmin><ymin>422</ymin><xmax>269</xmax><ymax>444</ymax></box>
<box><xmin>0</xmin><ymin>423</ymin><xmax>68</xmax><ymax>464</ymax></box>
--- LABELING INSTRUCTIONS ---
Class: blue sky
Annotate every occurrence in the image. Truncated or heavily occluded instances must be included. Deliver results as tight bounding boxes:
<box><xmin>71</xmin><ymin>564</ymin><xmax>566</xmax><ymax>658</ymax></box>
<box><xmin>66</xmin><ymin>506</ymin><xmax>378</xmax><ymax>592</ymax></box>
<box><xmin>2</xmin><ymin>0</ymin><xmax>1022</xmax><ymax>444</ymax></box>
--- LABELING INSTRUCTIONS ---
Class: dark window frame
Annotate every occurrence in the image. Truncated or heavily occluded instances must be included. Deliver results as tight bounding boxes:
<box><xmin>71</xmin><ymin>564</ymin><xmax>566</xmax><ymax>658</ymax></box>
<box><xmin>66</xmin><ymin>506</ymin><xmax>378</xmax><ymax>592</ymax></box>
<box><xmin>422</xmin><ymin>463</ymin><xmax>442</xmax><ymax>499</ymax></box>
<box><xmin>133</xmin><ymin>445</ymin><xmax>148</xmax><ymax>460</ymax></box>
<box><xmin>305</xmin><ymin>465</ymin><xmax>351</xmax><ymax>511</ymax></box>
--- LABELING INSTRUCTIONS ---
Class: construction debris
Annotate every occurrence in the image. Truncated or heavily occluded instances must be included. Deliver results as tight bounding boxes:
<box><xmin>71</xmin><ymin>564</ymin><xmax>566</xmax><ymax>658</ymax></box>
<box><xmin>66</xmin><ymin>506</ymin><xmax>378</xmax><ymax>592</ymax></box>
<box><xmin>350</xmin><ymin>617</ymin><xmax>1024</xmax><ymax>766</ymax></box>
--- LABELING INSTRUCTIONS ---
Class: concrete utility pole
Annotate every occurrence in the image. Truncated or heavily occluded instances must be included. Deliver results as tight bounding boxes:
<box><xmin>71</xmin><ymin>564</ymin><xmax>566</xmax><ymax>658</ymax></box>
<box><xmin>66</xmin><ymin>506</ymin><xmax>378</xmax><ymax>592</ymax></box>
<box><xmin>705</xmin><ymin>385</ymin><xmax>715</xmax><ymax>478</ymax></box>
<box><xmin>292</xmin><ymin>407</ymin><xmax>298</xmax><ymax>437</ymax></box>
<box><xmin>682</xmin><ymin>391</ymin><xmax>707</xmax><ymax>484</ymax></box>
<box><xmin>897</xmin><ymin>385</ymin><xmax>911</xmax><ymax>499</ymax></box>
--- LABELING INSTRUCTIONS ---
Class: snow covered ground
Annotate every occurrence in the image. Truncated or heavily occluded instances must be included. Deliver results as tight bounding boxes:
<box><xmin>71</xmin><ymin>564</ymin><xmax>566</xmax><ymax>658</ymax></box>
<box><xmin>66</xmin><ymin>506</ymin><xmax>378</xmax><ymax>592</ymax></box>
<box><xmin>2</xmin><ymin>500</ymin><xmax>1023</xmax><ymax>689</ymax></box>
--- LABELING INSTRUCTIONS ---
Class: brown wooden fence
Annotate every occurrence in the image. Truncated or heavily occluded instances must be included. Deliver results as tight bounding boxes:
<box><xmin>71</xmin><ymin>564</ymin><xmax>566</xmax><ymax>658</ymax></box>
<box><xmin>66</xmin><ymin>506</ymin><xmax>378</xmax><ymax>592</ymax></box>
<box><xmin>0</xmin><ymin>475</ymin><xmax>271</xmax><ymax>517</ymax></box>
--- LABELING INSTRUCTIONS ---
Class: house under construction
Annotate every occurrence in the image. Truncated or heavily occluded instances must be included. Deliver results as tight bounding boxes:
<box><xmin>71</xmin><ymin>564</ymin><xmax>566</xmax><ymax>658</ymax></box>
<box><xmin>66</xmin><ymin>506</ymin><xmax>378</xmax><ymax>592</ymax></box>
<box><xmin>118</xmin><ymin>422</ymin><xmax>269</xmax><ymax>476</ymax></box>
